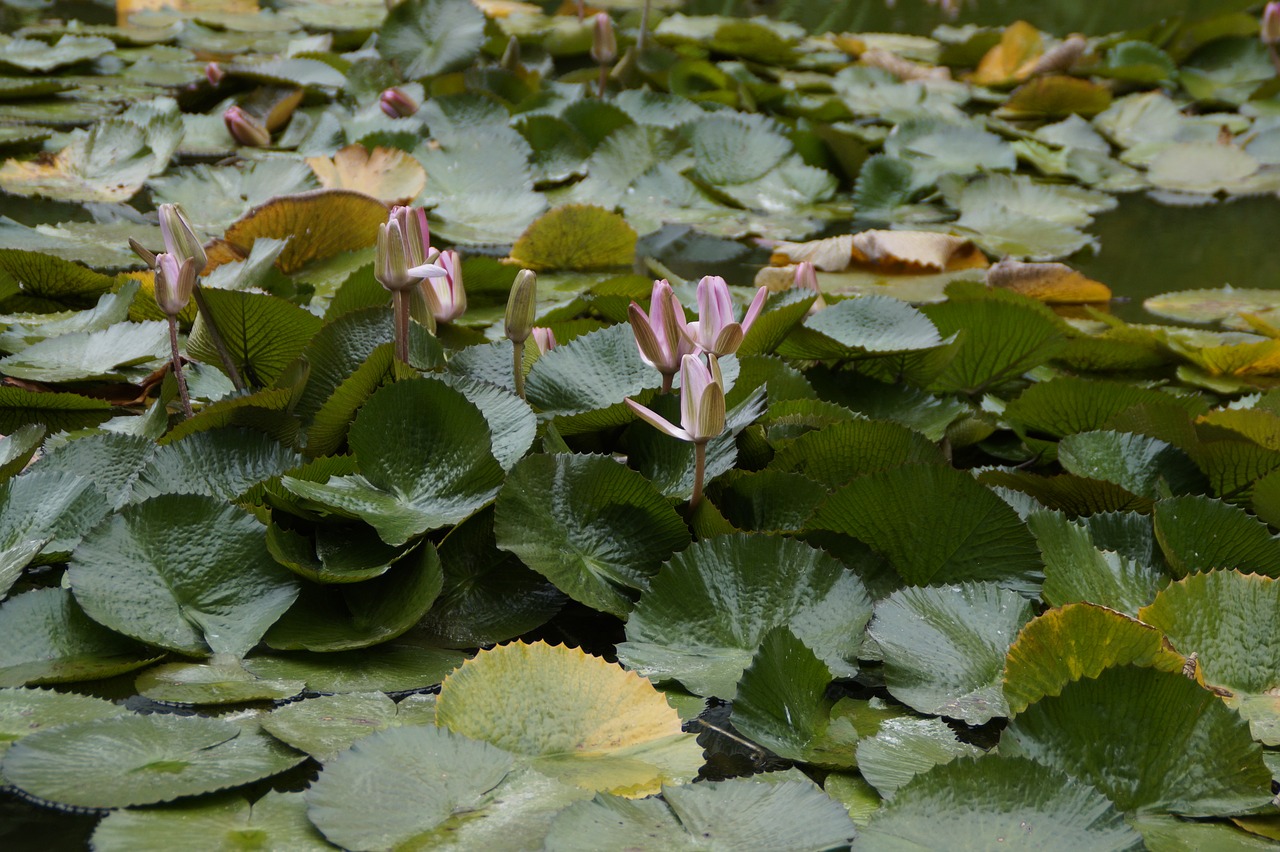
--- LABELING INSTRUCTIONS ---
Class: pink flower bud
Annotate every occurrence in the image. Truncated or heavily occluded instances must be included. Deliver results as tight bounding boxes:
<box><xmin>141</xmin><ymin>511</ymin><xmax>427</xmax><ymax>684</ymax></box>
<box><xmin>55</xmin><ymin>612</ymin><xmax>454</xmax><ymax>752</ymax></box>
<box><xmin>793</xmin><ymin>261</ymin><xmax>826</xmax><ymax>314</ymax></box>
<box><xmin>1265</xmin><ymin>2</ymin><xmax>1280</xmax><ymax>46</ymax></box>
<box><xmin>625</xmin><ymin>354</ymin><xmax>725</xmax><ymax>444</ymax></box>
<box><xmin>628</xmin><ymin>279</ymin><xmax>694</xmax><ymax>384</ymax></box>
<box><xmin>379</xmin><ymin>87</ymin><xmax>419</xmax><ymax>118</ymax></box>
<box><xmin>591</xmin><ymin>13</ymin><xmax>617</xmax><ymax>65</ymax></box>
<box><xmin>223</xmin><ymin>106</ymin><xmax>270</xmax><ymax>147</ymax></box>
<box><xmin>154</xmin><ymin>253</ymin><xmax>196</xmax><ymax>317</ymax></box>
<box><xmin>416</xmin><ymin>249</ymin><xmax>466</xmax><ymax>323</ymax></box>
<box><xmin>531</xmin><ymin>327</ymin><xmax>557</xmax><ymax>355</ymax></box>
<box><xmin>205</xmin><ymin>62</ymin><xmax>224</xmax><ymax>86</ymax></box>
<box><xmin>682</xmin><ymin>275</ymin><xmax>768</xmax><ymax>358</ymax></box>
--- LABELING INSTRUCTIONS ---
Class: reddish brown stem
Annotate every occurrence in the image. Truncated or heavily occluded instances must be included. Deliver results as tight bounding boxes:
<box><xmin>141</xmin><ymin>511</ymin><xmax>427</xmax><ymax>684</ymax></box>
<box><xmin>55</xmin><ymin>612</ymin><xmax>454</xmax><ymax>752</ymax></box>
<box><xmin>167</xmin><ymin>315</ymin><xmax>193</xmax><ymax>419</ymax></box>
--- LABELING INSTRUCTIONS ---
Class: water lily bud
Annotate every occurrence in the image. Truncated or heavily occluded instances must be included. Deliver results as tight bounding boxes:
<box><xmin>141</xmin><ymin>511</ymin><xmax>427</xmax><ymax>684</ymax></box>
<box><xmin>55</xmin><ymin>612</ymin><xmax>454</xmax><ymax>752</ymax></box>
<box><xmin>624</xmin><ymin>353</ymin><xmax>725</xmax><ymax>444</ymax></box>
<box><xmin>500</xmin><ymin>35</ymin><xmax>522</xmax><ymax>72</ymax></box>
<box><xmin>531</xmin><ymin>327</ymin><xmax>557</xmax><ymax>355</ymax></box>
<box><xmin>390</xmin><ymin>205</ymin><xmax>431</xmax><ymax>268</ymax></box>
<box><xmin>793</xmin><ymin>261</ymin><xmax>826</xmax><ymax>313</ymax></box>
<box><xmin>375</xmin><ymin>221</ymin><xmax>414</xmax><ymax>292</ymax></box>
<box><xmin>379</xmin><ymin>87</ymin><xmax>419</xmax><ymax>118</ymax></box>
<box><xmin>158</xmin><ymin>204</ymin><xmax>207</xmax><ymax>273</ymax></box>
<box><xmin>223</xmin><ymin>106</ymin><xmax>271</xmax><ymax>147</ymax></box>
<box><xmin>205</xmin><ymin>62</ymin><xmax>224</xmax><ymax>86</ymax></box>
<box><xmin>154</xmin><ymin>253</ymin><xmax>197</xmax><ymax>317</ymax></box>
<box><xmin>505</xmin><ymin>269</ymin><xmax>537</xmax><ymax>343</ymax></box>
<box><xmin>629</xmin><ymin>279</ymin><xmax>694</xmax><ymax>386</ymax></box>
<box><xmin>682</xmin><ymin>275</ymin><xmax>768</xmax><ymax>358</ymax></box>
<box><xmin>591</xmin><ymin>13</ymin><xmax>617</xmax><ymax>65</ymax></box>
<box><xmin>1265</xmin><ymin>3</ymin><xmax>1280</xmax><ymax>46</ymax></box>
<box><xmin>418</xmin><ymin>248</ymin><xmax>466</xmax><ymax>323</ymax></box>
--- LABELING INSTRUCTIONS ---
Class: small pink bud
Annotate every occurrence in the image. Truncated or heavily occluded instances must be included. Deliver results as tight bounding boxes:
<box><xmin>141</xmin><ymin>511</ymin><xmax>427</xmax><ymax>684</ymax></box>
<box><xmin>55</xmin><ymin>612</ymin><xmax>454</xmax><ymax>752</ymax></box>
<box><xmin>531</xmin><ymin>327</ymin><xmax>557</xmax><ymax>355</ymax></box>
<box><xmin>417</xmin><ymin>249</ymin><xmax>466</xmax><ymax>323</ymax></box>
<box><xmin>629</xmin><ymin>279</ymin><xmax>694</xmax><ymax>385</ymax></box>
<box><xmin>154</xmin><ymin>253</ymin><xmax>196</xmax><ymax>317</ymax></box>
<box><xmin>625</xmin><ymin>354</ymin><xmax>725</xmax><ymax>444</ymax></box>
<box><xmin>205</xmin><ymin>62</ymin><xmax>224</xmax><ymax>86</ymax></box>
<box><xmin>379</xmin><ymin>87</ymin><xmax>419</xmax><ymax>118</ymax></box>
<box><xmin>793</xmin><ymin>261</ymin><xmax>826</xmax><ymax>314</ymax></box>
<box><xmin>682</xmin><ymin>275</ymin><xmax>768</xmax><ymax>358</ymax></box>
<box><xmin>223</xmin><ymin>106</ymin><xmax>270</xmax><ymax>147</ymax></box>
<box><xmin>591</xmin><ymin>13</ymin><xmax>617</xmax><ymax>65</ymax></box>
<box><xmin>1265</xmin><ymin>2</ymin><xmax>1280</xmax><ymax>46</ymax></box>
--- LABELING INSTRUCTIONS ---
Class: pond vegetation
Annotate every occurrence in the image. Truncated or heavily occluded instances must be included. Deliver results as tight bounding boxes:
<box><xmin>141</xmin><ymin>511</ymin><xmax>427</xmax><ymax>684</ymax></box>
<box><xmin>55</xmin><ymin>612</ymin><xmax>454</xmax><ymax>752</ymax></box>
<box><xmin>0</xmin><ymin>0</ymin><xmax>1279</xmax><ymax>848</ymax></box>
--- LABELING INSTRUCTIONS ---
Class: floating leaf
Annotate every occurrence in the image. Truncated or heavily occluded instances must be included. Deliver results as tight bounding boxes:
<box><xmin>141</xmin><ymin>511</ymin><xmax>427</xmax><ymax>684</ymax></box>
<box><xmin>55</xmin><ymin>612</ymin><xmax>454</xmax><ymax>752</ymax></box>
<box><xmin>1153</xmin><ymin>494</ymin><xmax>1280</xmax><ymax>578</ymax></box>
<box><xmin>221</xmin><ymin>189</ymin><xmax>388</xmax><ymax>274</ymax></box>
<box><xmin>1001</xmin><ymin>666</ymin><xmax>1272</xmax><ymax>816</ymax></box>
<box><xmin>149</xmin><ymin>160</ymin><xmax>318</xmax><ymax>233</ymax></box>
<box><xmin>67</xmin><ymin>494</ymin><xmax>300</xmax><ymax>659</ymax></box>
<box><xmin>188</xmin><ymin>288</ymin><xmax>322</xmax><ymax>388</ymax></box>
<box><xmin>544</xmin><ymin>779</ymin><xmax>857</xmax><ymax>852</ymax></box>
<box><xmin>1030</xmin><ymin>510</ymin><xmax>1168</xmax><ymax>615</ymax></box>
<box><xmin>1144</xmin><ymin>286</ymin><xmax>1280</xmax><ymax>326</ymax></box>
<box><xmin>135</xmin><ymin>659</ymin><xmax>305</xmax><ymax>706</ymax></box>
<box><xmin>0</xmin><ymin>470</ymin><xmax>110</xmax><ymax>586</ymax></box>
<box><xmin>2</xmin><ymin>714</ymin><xmax>305</xmax><ymax>809</ymax></box>
<box><xmin>93</xmin><ymin>791</ymin><xmax>332</xmax><ymax>852</ymax></box>
<box><xmin>858</xmin><ymin>756</ymin><xmax>1142</xmax><ymax>851</ymax></box>
<box><xmin>493</xmin><ymin>453</ymin><xmax>690</xmax><ymax>618</ymax></box>
<box><xmin>0</xmin><ymin>249</ymin><xmax>118</xmax><ymax>303</ymax></box>
<box><xmin>281</xmin><ymin>379</ymin><xmax>505</xmax><ymax>546</ymax></box>
<box><xmin>244</xmin><ymin>644</ymin><xmax>465</xmax><ymax>695</ymax></box>
<box><xmin>1003</xmin><ymin>603</ymin><xmax>1186</xmax><ymax>715</ymax></box>
<box><xmin>0</xmin><ymin>687</ymin><xmax>127</xmax><ymax>765</ymax></box>
<box><xmin>1139</xmin><ymin>571</ymin><xmax>1280</xmax><ymax>697</ymax></box>
<box><xmin>131</xmin><ymin>428</ymin><xmax>303</xmax><ymax>503</ymax></box>
<box><xmin>0</xmin><ymin>588</ymin><xmax>159</xmax><ymax>687</ymax></box>
<box><xmin>377</xmin><ymin>0</ymin><xmax>486</xmax><ymax>80</ymax></box>
<box><xmin>263</xmin><ymin>543</ymin><xmax>443</xmax><ymax>652</ymax></box>
<box><xmin>767</xmin><ymin>418</ymin><xmax>944</xmax><ymax>488</ymax></box>
<box><xmin>0</xmin><ymin>35</ymin><xmax>115</xmax><ymax>73</ymax></box>
<box><xmin>810</xmin><ymin>464</ymin><xmax>1042</xmax><ymax>590</ymax></box>
<box><xmin>869</xmin><ymin>583</ymin><xmax>1034</xmax><ymax>724</ymax></box>
<box><xmin>509</xmin><ymin>205</ymin><xmax>637</xmax><ymax>272</ymax></box>
<box><xmin>306</xmin><ymin>145</ymin><xmax>426</xmax><ymax>205</ymax></box>
<box><xmin>618</xmin><ymin>534</ymin><xmax>870</xmax><ymax>699</ymax></box>
<box><xmin>0</xmin><ymin>320</ymin><xmax>168</xmax><ymax>383</ymax></box>
<box><xmin>776</xmin><ymin>296</ymin><xmax>945</xmax><ymax>361</ymax></box>
<box><xmin>259</xmin><ymin>692</ymin><xmax>426</xmax><ymax>762</ymax></box>
<box><xmin>855</xmin><ymin>713</ymin><xmax>984</xmax><ymax>799</ymax></box>
<box><xmin>435</xmin><ymin>641</ymin><xmax>703</xmax><ymax>796</ymax></box>
<box><xmin>1057</xmin><ymin>431</ymin><xmax>1205</xmax><ymax>500</ymax></box>
<box><xmin>971</xmin><ymin>21</ymin><xmax>1043</xmax><ymax>87</ymax></box>
<box><xmin>986</xmin><ymin>258</ymin><xmax>1111</xmax><ymax>304</ymax></box>
<box><xmin>999</xmin><ymin>75</ymin><xmax>1112</xmax><ymax>120</ymax></box>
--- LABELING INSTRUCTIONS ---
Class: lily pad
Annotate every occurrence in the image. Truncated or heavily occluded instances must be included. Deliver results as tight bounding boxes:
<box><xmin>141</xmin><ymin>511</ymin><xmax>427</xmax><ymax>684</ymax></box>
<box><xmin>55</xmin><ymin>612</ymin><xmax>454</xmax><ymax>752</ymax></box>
<box><xmin>377</xmin><ymin>0</ymin><xmax>485</xmax><ymax>80</ymax></box>
<box><xmin>259</xmin><ymin>692</ymin><xmax>432</xmax><ymax>762</ymax></box>
<box><xmin>135</xmin><ymin>659</ymin><xmax>306</xmax><ymax>706</ymax></box>
<box><xmin>858</xmin><ymin>756</ymin><xmax>1142</xmax><ymax>851</ymax></box>
<box><xmin>617</xmin><ymin>533</ymin><xmax>870</xmax><ymax>699</ymax></box>
<box><xmin>67</xmin><ymin>494</ymin><xmax>300</xmax><ymax>659</ymax></box>
<box><xmin>869</xmin><ymin>582</ymin><xmax>1035</xmax><ymax>724</ymax></box>
<box><xmin>0</xmin><ymin>687</ymin><xmax>127</xmax><ymax>760</ymax></box>
<box><xmin>92</xmin><ymin>791</ymin><xmax>333</xmax><ymax>852</ymax></box>
<box><xmin>435</xmin><ymin>641</ymin><xmax>703</xmax><ymax>797</ymax></box>
<box><xmin>509</xmin><ymin>205</ymin><xmax>636</xmax><ymax>272</ymax></box>
<box><xmin>221</xmin><ymin>189</ymin><xmax>388</xmax><ymax>275</ymax></box>
<box><xmin>2</xmin><ymin>714</ymin><xmax>305</xmax><ymax>809</ymax></box>
<box><xmin>244</xmin><ymin>644</ymin><xmax>465</xmax><ymax>694</ymax></box>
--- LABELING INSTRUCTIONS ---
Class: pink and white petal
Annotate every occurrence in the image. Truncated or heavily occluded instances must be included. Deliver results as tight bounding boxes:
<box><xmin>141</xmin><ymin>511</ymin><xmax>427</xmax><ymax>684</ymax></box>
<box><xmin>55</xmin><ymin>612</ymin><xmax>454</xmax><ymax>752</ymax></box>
<box><xmin>625</xmin><ymin>398</ymin><xmax>692</xmax><ymax>442</ymax></box>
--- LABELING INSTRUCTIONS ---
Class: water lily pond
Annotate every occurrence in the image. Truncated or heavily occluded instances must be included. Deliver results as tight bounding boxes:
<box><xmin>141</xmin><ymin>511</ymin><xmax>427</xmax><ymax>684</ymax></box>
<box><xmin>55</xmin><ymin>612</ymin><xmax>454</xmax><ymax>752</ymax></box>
<box><xmin>2</xmin><ymin>0</ymin><xmax>1280</xmax><ymax>849</ymax></box>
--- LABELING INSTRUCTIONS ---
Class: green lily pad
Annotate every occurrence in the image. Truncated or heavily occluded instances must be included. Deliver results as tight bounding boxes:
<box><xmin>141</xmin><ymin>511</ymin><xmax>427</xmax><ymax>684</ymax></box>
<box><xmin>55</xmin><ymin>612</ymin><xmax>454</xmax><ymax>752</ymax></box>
<box><xmin>1</xmin><ymin>714</ymin><xmax>305</xmax><ymax>809</ymax></box>
<box><xmin>869</xmin><ymin>582</ymin><xmax>1034</xmax><ymax>724</ymax></box>
<box><xmin>767</xmin><ymin>418</ymin><xmax>945</xmax><ymax>488</ymax></box>
<box><xmin>705</xmin><ymin>469</ymin><xmax>827</xmax><ymax>533</ymax></box>
<box><xmin>1144</xmin><ymin>286</ymin><xmax>1280</xmax><ymax>326</ymax></box>
<box><xmin>131</xmin><ymin>428</ymin><xmax>303</xmax><ymax>503</ymax></box>
<box><xmin>376</xmin><ymin>0</ymin><xmax>484</xmax><ymax>80</ymax></box>
<box><xmin>525</xmin><ymin>323</ymin><xmax>661</xmax><ymax>429</ymax></box>
<box><xmin>493</xmin><ymin>453</ymin><xmax>690</xmax><ymax>618</ymax></box>
<box><xmin>0</xmin><ymin>320</ymin><xmax>168</xmax><ymax>383</ymax></box>
<box><xmin>434</xmin><ymin>641</ymin><xmax>703</xmax><ymax>796</ymax></box>
<box><xmin>883</xmin><ymin>119</ymin><xmax>1015</xmax><ymax>188</ymax></box>
<box><xmin>544</xmin><ymin>779</ymin><xmax>857</xmax><ymax>852</ymax></box>
<box><xmin>135</xmin><ymin>659</ymin><xmax>306</xmax><ymax>706</ymax></box>
<box><xmin>263</xmin><ymin>542</ymin><xmax>442</xmax><ymax>651</ymax></box>
<box><xmin>0</xmin><ymin>424</ymin><xmax>43</xmax><ymax>482</ymax></box>
<box><xmin>509</xmin><ymin>205</ymin><xmax>637</xmax><ymax>272</ymax></box>
<box><xmin>244</xmin><ymin>644</ymin><xmax>465</xmax><ymax>694</ymax></box>
<box><xmin>281</xmin><ymin>378</ymin><xmax>505</xmax><ymax>546</ymax></box>
<box><xmin>260</xmin><ymin>692</ymin><xmax>436</xmax><ymax>762</ymax></box>
<box><xmin>266</xmin><ymin>521</ymin><xmax>404</xmax><ymax>584</ymax></box>
<box><xmin>858</xmin><ymin>756</ymin><xmax>1142</xmax><ymax>851</ymax></box>
<box><xmin>409</xmin><ymin>506</ymin><xmax>564</xmax><ymax>648</ymax></box>
<box><xmin>1029</xmin><ymin>506</ymin><xmax>1172</xmax><ymax>614</ymax></box>
<box><xmin>856</xmin><ymin>714</ymin><xmax>985</xmax><ymax>800</ymax></box>
<box><xmin>1138</xmin><ymin>571</ymin><xmax>1280</xmax><ymax>697</ymax></box>
<box><xmin>0</xmin><ymin>35</ymin><xmax>115</xmax><ymax>72</ymax></box>
<box><xmin>618</xmin><ymin>533</ymin><xmax>870</xmax><ymax>698</ymax></box>
<box><xmin>0</xmin><ymin>588</ymin><xmax>160</xmax><ymax>687</ymax></box>
<box><xmin>1152</xmin><ymin>494</ymin><xmax>1280</xmax><ymax>578</ymax></box>
<box><xmin>1056</xmin><ymin>431</ymin><xmax>1206</xmax><ymax>500</ymax></box>
<box><xmin>1003</xmin><ymin>603</ymin><xmax>1187</xmax><ymax>715</ymax></box>
<box><xmin>0</xmin><ymin>687</ymin><xmax>127</xmax><ymax>761</ymax></box>
<box><xmin>188</xmin><ymin>288</ymin><xmax>323</xmax><ymax>388</ymax></box>
<box><xmin>149</xmin><ymin>160</ymin><xmax>319</xmax><ymax>233</ymax></box>
<box><xmin>0</xmin><ymin>248</ymin><xmax>119</xmax><ymax>304</ymax></box>
<box><xmin>776</xmin><ymin>295</ymin><xmax>945</xmax><ymax>360</ymax></box>
<box><xmin>1001</xmin><ymin>665</ymin><xmax>1272</xmax><ymax>816</ymax></box>
<box><xmin>0</xmin><ymin>470</ymin><xmax>110</xmax><ymax>587</ymax></box>
<box><xmin>67</xmin><ymin>494</ymin><xmax>300</xmax><ymax>659</ymax></box>
<box><xmin>92</xmin><ymin>791</ymin><xmax>333</xmax><ymax>852</ymax></box>
<box><xmin>306</xmin><ymin>724</ymin><xmax>585</xmax><ymax>852</ymax></box>
<box><xmin>809</xmin><ymin>464</ymin><xmax>1042</xmax><ymax>591</ymax></box>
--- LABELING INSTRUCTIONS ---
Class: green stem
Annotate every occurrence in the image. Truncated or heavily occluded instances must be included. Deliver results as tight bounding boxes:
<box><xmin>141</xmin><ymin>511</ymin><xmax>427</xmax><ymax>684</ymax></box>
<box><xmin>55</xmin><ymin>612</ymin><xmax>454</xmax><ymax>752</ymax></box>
<box><xmin>638</xmin><ymin>0</ymin><xmax>651</xmax><ymax>52</ymax></box>
<box><xmin>191</xmin><ymin>284</ymin><xmax>245</xmax><ymax>392</ymax></box>
<box><xmin>513</xmin><ymin>340</ymin><xmax>526</xmax><ymax>399</ymax></box>
<box><xmin>393</xmin><ymin>290</ymin><xmax>411</xmax><ymax>365</ymax></box>
<box><xmin>691</xmin><ymin>440</ymin><xmax>707</xmax><ymax>508</ymax></box>
<box><xmin>167</xmin><ymin>315</ymin><xmax>193</xmax><ymax>420</ymax></box>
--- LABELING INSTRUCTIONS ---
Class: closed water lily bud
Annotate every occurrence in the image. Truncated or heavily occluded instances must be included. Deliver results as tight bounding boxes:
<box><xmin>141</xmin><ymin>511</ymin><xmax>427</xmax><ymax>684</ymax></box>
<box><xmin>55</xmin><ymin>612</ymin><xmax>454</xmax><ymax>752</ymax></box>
<box><xmin>375</xmin><ymin>221</ymin><xmax>413</xmax><ymax>292</ymax></box>
<box><xmin>505</xmin><ymin>269</ymin><xmax>537</xmax><ymax>343</ymax></box>
<box><xmin>223</xmin><ymin>106</ymin><xmax>270</xmax><ymax>147</ymax></box>
<box><xmin>418</xmin><ymin>249</ymin><xmax>465</xmax><ymax>323</ymax></box>
<box><xmin>154</xmin><ymin>253</ymin><xmax>197</xmax><ymax>317</ymax></box>
<box><xmin>531</xmin><ymin>327</ymin><xmax>557</xmax><ymax>355</ymax></box>
<box><xmin>205</xmin><ymin>62</ymin><xmax>224</xmax><ymax>86</ymax></box>
<box><xmin>591</xmin><ymin>13</ymin><xmax>617</xmax><ymax>65</ymax></box>
<box><xmin>379</xmin><ymin>87</ymin><xmax>418</xmax><ymax>118</ymax></box>
<box><xmin>1266</xmin><ymin>3</ymin><xmax>1280</xmax><ymax>46</ymax></box>
<box><xmin>158</xmin><ymin>204</ymin><xmax>207</xmax><ymax>273</ymax></box>
<box><xmin>500</xmin><ymin>35</ymin><xmax>522</xmax><ymax>72</ymax></box>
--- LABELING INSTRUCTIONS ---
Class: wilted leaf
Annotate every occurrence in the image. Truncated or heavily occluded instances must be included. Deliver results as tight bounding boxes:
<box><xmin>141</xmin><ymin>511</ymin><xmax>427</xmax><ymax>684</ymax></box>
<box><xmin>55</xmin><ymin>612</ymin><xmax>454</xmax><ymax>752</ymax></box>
<box><xmin>306</xmin><ymin>145</ymin><xmax>426</xmax><ymax>205</ymax></box>
<box><xmin>221</xmin><ymin>189</ymin><xmax>388</xmax><ymax>274</ymax></box>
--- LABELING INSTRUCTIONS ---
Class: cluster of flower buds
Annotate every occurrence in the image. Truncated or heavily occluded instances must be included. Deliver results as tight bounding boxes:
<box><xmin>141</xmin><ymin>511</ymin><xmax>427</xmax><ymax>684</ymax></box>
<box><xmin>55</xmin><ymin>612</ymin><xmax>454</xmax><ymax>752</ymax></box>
<box><xmin>379</xmin><ymin>87</ymin><xmax>419</xmax><ymax>119</ymax></box>
<box><xmin>629</xmin><ymin>275</ymin><xmax>767</xmax><ymax>377</ymax></box>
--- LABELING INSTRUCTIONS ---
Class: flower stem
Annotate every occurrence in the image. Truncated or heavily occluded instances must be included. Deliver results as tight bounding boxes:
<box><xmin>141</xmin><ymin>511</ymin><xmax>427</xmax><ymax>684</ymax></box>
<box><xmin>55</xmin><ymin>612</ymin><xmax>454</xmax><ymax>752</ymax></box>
<box><xmin>661</xmin><ymin>372</ymin><xmax>673</xmax><ymax>394</ymax></box>
<box><xmin>513</xmin><ymin>340</ymin><xmax>526</xmax><ymax>399</ymax></box>
<box><xmin>691</xmin><ymin>440</ymin><xmax>707</xmax><ymax>508</ymax></box>
<box><xmin>191</xmin><ymin>284</ymin><xmax>245</xmax><ymax>392</ymax></box>
<box><xmin>167</xmin><ymin>315</ymin><xmax>193</xmax><ymax>419</ymax></box>
<box><xmin>393</xmin><ymin>289</ymin><xmax>410</xmax><ymax>364</ymax></box>
<box><xmin>639</xmin><ymin>0</ymin><xmax>651</xmax><ymax>52</ymax></box>
<box><xmin>597</xmin><ymin>63</ymin><xmax>608</xmax><ymax>98</ymax></box>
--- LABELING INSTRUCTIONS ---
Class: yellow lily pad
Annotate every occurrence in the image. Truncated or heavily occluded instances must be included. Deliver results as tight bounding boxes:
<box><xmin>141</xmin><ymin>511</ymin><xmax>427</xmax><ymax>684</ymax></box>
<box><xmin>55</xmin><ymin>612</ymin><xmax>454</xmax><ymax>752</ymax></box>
<box><xmin>1003</xmin><ymin>603</ymin><xmax>1187</xmax><ymax>715</ymax></box>
<box><xmin>986</xmin><ymin>259</ymin><xmax>1111</xmax><ymax>304</ymax></box>
<box><xmin>508</xmin><ymin>205</ymin><xmax>637</xmax><ymax>272</ymax></box>
<box><xmin>305</xmin><ymin>145</ymin><xmax>426</xmax><ymax>206</ymax></box>
<box><xmin>1145</xmin><ymin>286</ymin><xmax>1280</xmax><ymax>326</ymax></box>
<box><xmin>971</xmin><ymin>21</ymin><xmax>1043</xmax><ymax>88</ymax></box>
<box><xmin>434</xmin><ymin>641</ymin><xmax>702</xmax><ymax>797</ymax></box>
<box><xmin>998</xmin><ymin>75</ymin><xmax>1113</xmax><ymax>120</ymax></box>
<box><xmin>220</xmin><ymin>189</ymin><xmax>388</xmax><ymax>274</ymax></box>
